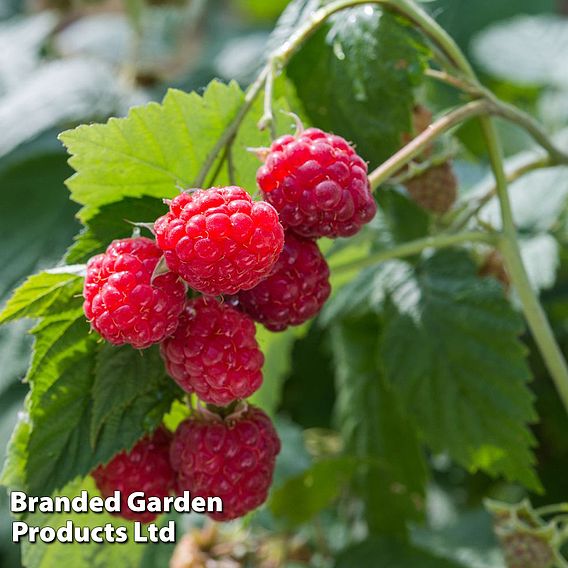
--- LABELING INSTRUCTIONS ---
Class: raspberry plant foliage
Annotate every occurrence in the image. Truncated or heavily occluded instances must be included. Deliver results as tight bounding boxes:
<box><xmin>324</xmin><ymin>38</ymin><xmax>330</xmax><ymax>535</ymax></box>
<box><xmin>2</xmin><ymin>0</ymin><xmax>568</xmax><ymax>566</ymax></box>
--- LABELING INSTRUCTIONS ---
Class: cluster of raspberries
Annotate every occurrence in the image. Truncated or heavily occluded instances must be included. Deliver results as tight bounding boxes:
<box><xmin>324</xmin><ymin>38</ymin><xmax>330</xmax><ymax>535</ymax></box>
<box><xmin>85</xmin><ymin>127</ymin><xmax>376</xmax><ymax>521</ymax></box>
<box><xmin>93</xmin><ymin>404</ymin><xmax>280</xmax><ymax>522</ymax></box>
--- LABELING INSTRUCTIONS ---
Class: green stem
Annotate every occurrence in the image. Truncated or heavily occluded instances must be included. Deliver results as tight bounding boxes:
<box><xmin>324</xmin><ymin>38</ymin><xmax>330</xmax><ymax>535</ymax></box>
<box><xmin>331</xmin><ymin>231</ymin><xmax>497</xmax><ymax>274</ymax></box>
<box><xmin>450</xmin><ymin>154</ymin><xmax>552</xmax><ymax>232</ymax></box>
<box><xmin>481</xmin><ymin>117</ymin><xmax>568</xmax><ymax>414</ymax></box>
<box><xmin>487</xmin><ymin>98</ymin><xmax>568</xmax><ymax>165</ymax></box>
<box><xmin>258</xmin><ymin>59</ymin><xmax>277</xmax><ymax>139</ymax></box>
<box><xmin>192</xmin><ymin>65</ymin><xmax>269</xmax><ymax>187</ymax></box>
<box><xmin>368</xmin><ymin>100</ymin><xmax>490</xmax><ymax>189</ymax></box>
<box><xmin>535</xmin><ymin>504</ymin><xmax>568</xmax><ymax>517</ymax></box>
<box><xmin>394</xmin><ymin>0</ymin><xmax>476</xmax><ymax>77</ymax></box>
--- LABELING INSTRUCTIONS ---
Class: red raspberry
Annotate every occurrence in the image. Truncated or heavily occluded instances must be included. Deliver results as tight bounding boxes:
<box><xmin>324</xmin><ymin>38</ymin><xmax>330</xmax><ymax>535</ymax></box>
<box><xmin>256</xmin><ymin>128</ymin><xmax>377</xmax><ymax>238</ymax></box>
<box><xmin>236</xmin><ymin>233</ymin><xmax>331</xmax><ymax>331</ymax></box>
<box><xmin>160</xmin><ymin>297</ymin><xmax>263</xmax><ymax>405</ymax></box>
<box><xmin>171</xmin><ymin>405</ymin><xmax>281</xmax><ymax>521</ymax></box>
<box><xmin>92</xmin><ymin>427</ymin><xmax>176</xmax><ymax>523</ymax></box>
<box><xmin>154</xmin><ymin>187</ymin><xmax>284</xmax><ymax>295</ymax></box>
<box><xmin>83</xmin><ymin>237</ymin><xmax>186</xmax><ymax>349</ymax></box>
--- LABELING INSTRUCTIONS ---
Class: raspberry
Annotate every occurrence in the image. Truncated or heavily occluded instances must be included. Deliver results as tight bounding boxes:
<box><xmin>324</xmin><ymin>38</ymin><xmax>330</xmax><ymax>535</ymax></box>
<box><xmin>171</xmin><ymin>405</ymin><xmax>281</xmax><ymax>521</ymax></box>
<box><xmin>83</xmin><ymin>237</ymin><xmax>186</xmax><ymax>349</ymax></box>
<box><xmin>236</xmin><ymin>232</ymin><xmax>331</xmax><ymax>331</ymax></box>
<box><xmin>404</xmin><ymin>161</ymin><xmax>457</xmax><ymax>214</ymax></box>
<box><xmin>160</xmin><ymin>297</ymin><xmax>263</xmax><ymax>405</ymax></box>
<box><xmin>256</xmin><ymin>128</ymin><xmax>377</xmax><ymax>238</ymax></box>
<box><xmin>92</xmin><ymin>427</ymin><xmax>176</xmax><ymax>523</ymax></box>
<box><xmin>154</xmin><ymin>187</ymin><xmax>284</xmax><ymax>296</ymax></box>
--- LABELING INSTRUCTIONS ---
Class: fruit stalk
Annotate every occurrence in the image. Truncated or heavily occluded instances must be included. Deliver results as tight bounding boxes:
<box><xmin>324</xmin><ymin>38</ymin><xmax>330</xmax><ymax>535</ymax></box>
<box><xmin>331</xmin><ymin>231</ymin><xmax>497</xmax><ymax>274</ymax></box>
<box><xmin>367</xmin><ymin>100</ymin><xmax>490</xmax><ymax>190</ymax></box>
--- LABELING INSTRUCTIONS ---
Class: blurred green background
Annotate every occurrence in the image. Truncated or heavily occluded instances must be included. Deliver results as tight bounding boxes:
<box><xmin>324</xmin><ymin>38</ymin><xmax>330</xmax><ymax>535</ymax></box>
<box><xmin>2</xmin><ymin>0</ymin><xmax>568</xmax><ymax>566</ymax></box>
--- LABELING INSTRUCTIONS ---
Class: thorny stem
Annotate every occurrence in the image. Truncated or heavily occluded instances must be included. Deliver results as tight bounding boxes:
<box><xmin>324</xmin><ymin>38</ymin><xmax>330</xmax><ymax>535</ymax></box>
<box><xmin>331</xmin><ymin>231</ymin><xmax>498</xmax><ymax>274</ymax></box>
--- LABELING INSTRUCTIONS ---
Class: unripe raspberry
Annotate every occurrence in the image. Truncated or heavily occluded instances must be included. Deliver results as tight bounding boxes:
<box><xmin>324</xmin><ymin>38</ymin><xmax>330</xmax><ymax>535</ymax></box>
<box><xmin>92</xmin><ymin>427</ymin><xmax>175</xmax><ymax>523</ymax></box>
<box><xmin>160</xmin><ymin>297</ymin><xmax>263</xmax><ymax>405</ymax></box>
<box><xmin>237</xmin><ymin>233</ymin><xmax>331</xmax><ymax>331</ymax></box>
<box><xmin>487</xmin><ymin>499</ymin><xmax>559</xmax><ymax>568</ymax></box>
<box><xmin>83</xmin><ymin>237</ymin><xmax>186</xmax><ymax>349</ymax></box>
<box><xmin>404</xmin><ymin>161</ymin><xmax>457</xmax><ymax>214</ymax></box>
<box><xmin>154</xmin><ymin>187</ymin><xmax>284</xmax><ymax>296</ymax></box>
<box><xmin>479</xmin><ymin>250</ymin><xmax>510</xmax><ymax>290</ymax></box>
<box><xmin>256</xmin><ymin>128</ymin><xmax>377</xmax><ymax>238</ymax></box>
<box><xmin>171</xmin><ymin>405</ymin><xmax>281</xmax><ymax>521</ymax></box>
<box><xmin>500</xmin><ymin>532</ymin><xmax>554</xmax><ymax>568</ymax></box>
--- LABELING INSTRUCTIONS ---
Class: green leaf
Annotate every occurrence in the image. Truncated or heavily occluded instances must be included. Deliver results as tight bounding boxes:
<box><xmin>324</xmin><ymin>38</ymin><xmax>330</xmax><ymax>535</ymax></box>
<box><xmin>335</xmin><ymin>537</ymin><xmax>465</xmax><ymax>568</ymax></box>
<box><xmin>321</xmin><ymin>261</ymin><xmax>409</xmax><ymax>324</ymax></box>
<box><xmin>65</xmin><ymin>196</ymin><xmax>166</xmax><ymax>263</ymax></box>
<box><xmin>91</xmin><ymin>344</ymin><xmax>181</xmax><ymax>447</ymax></box>
<box><xmin>26</xmin><ymin>310</ymin><xmax>88</xmax><ymax>401</ymax></box>
<box><xmin>22</xmin><ymin>477</ymin><xmax>144</xmax><ymax>568</ymax></box>
<box><xmin>0</xmin><ymin>153</ymin><xmax>79</xmax><ymax>396</ymax></box>
<box><xmin>0</xmin><ymin>412</ymin><xmax>30</xmax><ymax>492</ymax></box>
<box><xmin>472</xmin><ymin>15</ymin><xmax>568</xmax><ymax>88</ymax></box>
<box><xmin>22</xmin><ymin>311</ymin><xmax>178</xmax><ymax>495</ymax></box>
<box><xmin>25</xmin><ymin>324</ymin><xmax>98</xmax><ymax>495</ymax></box>
<box><xmin>381</xmin><ymin>249</ymin><xmax>541</xmax><ymax>491</ymax></box>
<box><xmin>271</xmin><ymin>416</ymin><xmax>312</xmax><ymax>487</ymax></box>
<box><xmin>270</xmin><ymin>457</ymin><xmax>356</xmax><ymax>525</ymax></box>
<box><xmin>287</xmin><ymin>7</ymin><xmax>429</xmax><ymax>167</ymax></box>
<box><xmin>376</xmin><ymin>188</ymin><xmax>430</xmax><ymax>247</ymax></box>
<box><xmin>60</xmin><ymin>81</ymin><xmax>242</xmax><ymax>221</ymax></box>
<box><xmin>321</xmin><ymin>188</ymin><xmax>428</xmax><ymax>323</ymax></box>
<box><xmin>251</xmin><ymin>324</ymin><xmax>306</xmax><ymax>416</ymax></box>
<box><xmin>267</xmin><ymin>0</ymin><xmax>319</xmax><ymax>53</ymax></box>
<box><xmin>281</xmin><ymin>323</ymin><xmax>336</xmax><ymax>428</ymax></box>
<box><xmin>59</xmin><ymin>80</ymin><xmax>292</xmax><ymax>223</ymax></box>
<box><xmin>0</xmin><ymin>271</ymin><xmax>83</xmax><ymax>325</ymax></box>
<box><xmin>330</xmin><ymin>316</ymin><xmax>428</xmax><ymax>537</ymax></box>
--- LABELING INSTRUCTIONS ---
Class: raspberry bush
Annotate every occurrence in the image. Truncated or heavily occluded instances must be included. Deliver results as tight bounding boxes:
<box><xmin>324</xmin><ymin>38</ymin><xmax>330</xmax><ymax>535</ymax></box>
<box><xmin>2</xmin><ymin>1</ymin><xmax>568</xmax><ymax>567</ymax></box>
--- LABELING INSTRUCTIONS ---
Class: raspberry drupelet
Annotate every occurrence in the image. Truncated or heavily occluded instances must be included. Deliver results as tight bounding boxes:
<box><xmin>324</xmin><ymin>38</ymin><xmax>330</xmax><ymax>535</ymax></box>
<box><xmin>83</xmin><ymin>237</ymin><xmax>186</xmax><ymax>349</ymax></box>
<box><xmin>256</xmin><ymin>128</ymin><xmax>377</xmax><ymax>238</ymax></box>
<box><xmin>154</xmin><ymin>186</ymin><xmax>284</xmax><ymax>296</ymax></box>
